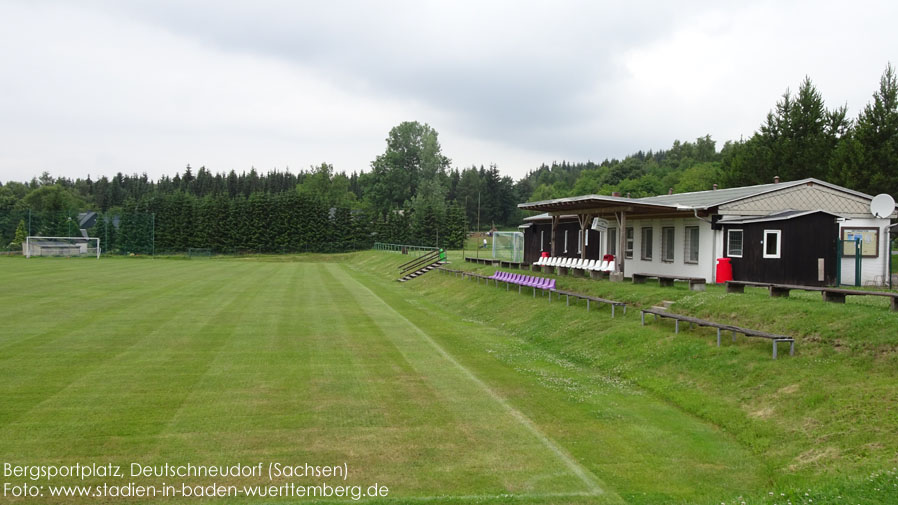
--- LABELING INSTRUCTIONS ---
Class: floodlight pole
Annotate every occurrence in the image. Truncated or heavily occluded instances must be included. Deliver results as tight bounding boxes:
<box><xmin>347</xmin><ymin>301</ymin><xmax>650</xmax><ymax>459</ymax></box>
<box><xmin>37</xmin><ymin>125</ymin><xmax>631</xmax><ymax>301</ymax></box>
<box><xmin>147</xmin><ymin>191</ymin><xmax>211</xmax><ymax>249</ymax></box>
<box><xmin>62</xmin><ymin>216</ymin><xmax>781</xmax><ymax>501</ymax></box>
<box><xmin>151</xmin><ymin>213</ymin><xmax>156</xmax><ymax>258</ymax></box>
<box><xmin>477</xmin><ymin>192</ymin><xmax>480</xmax><ymax>233</ymax></box>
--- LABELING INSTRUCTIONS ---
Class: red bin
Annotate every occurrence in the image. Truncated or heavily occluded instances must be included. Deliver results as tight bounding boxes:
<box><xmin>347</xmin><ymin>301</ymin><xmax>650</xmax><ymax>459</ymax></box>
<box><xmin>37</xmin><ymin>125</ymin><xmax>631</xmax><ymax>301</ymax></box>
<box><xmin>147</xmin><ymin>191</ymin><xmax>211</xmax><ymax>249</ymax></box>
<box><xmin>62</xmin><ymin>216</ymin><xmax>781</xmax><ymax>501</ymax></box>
<box><xmin>716</xmin><ymin>257</ymin><xmax>732</xmax><ymax>283</ymax></box>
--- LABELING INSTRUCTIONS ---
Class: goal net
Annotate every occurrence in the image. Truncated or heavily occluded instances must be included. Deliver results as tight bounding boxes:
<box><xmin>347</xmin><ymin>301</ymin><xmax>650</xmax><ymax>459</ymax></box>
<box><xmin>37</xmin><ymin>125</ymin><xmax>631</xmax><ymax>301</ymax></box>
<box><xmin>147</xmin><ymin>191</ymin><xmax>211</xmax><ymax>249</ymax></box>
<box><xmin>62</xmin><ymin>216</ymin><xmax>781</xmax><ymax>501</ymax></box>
<box><xmin>25</xmin><ymin>236</ymin><xmax>100</xmax><ymax>259</ymax></box>
<box><xmin>188</xmin><ymin>247</ymin><xmax>212</xmax><ymax>258</ymax></box>
<box><xmin>491</xmin><ymin>231</ymin><xmax>524</xmax><ymax>262</ymax></box>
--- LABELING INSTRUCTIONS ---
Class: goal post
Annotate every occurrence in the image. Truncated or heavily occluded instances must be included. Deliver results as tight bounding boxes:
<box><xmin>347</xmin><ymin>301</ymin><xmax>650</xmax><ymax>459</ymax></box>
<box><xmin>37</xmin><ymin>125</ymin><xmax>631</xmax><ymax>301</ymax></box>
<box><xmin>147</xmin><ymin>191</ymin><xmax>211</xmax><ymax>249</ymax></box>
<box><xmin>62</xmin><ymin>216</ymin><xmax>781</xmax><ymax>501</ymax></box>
<box><xmin>25</xmin><ymin>236</ymin><xmax>101</xmax><ymax>259</ymax></box>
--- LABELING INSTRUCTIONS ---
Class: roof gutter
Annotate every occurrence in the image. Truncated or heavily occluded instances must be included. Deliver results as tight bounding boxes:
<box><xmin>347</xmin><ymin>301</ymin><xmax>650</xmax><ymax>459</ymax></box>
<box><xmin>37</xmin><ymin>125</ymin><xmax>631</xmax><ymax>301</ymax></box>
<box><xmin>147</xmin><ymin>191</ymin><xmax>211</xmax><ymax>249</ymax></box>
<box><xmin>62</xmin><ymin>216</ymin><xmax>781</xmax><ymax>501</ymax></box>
<box><xmin>676</xmin><ymin>204</ymin><xmax>712</xmax><ymax>224</ymax></box>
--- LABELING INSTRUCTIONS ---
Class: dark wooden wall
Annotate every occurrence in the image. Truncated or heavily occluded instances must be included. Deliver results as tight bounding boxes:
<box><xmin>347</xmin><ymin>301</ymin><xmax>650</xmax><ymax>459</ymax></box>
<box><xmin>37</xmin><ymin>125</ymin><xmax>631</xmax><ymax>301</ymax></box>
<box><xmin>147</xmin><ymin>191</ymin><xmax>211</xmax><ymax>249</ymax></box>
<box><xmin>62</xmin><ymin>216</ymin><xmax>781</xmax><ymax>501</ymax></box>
<box><xmin>523</xmin><ymin>220</ymin><xmax>601</xmax><ymax>263</ymax></box>
<box><xmin>724</xmin><ymin>213</ymin><xmax>837</xmax><ymax>286</ymax></box>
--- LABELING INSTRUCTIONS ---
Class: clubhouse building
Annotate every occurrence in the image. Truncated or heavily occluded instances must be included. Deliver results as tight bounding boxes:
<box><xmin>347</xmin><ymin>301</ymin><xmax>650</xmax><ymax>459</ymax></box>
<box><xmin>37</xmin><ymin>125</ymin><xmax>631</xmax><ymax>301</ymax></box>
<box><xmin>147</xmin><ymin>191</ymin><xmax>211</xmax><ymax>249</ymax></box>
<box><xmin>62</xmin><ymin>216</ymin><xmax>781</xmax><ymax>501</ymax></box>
<box><xmin>518</xmin><ymin>178</ymin><xmax>895</xmax><ymax>286</ymax></box>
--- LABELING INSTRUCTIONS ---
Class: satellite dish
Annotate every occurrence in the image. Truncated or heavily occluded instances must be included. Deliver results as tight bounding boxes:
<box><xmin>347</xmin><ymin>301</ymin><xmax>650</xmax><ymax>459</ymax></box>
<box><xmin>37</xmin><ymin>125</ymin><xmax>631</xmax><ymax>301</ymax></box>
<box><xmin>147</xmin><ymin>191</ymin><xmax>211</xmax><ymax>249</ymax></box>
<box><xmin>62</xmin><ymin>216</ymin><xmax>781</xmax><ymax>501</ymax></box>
<box><xmin>870</xmin><ymin>193</ymin><xmax>896</xmax><ymax>218</ymax></box>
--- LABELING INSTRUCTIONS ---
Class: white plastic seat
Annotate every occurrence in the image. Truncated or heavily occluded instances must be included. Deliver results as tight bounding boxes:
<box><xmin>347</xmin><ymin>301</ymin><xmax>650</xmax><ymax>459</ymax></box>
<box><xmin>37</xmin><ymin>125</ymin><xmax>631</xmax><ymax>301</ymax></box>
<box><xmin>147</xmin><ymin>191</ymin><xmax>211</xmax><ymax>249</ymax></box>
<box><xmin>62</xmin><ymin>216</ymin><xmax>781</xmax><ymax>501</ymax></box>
<box><xmin>595</xmin><ymin>260</ymin><xmax>608</xmax><ymax>271</ymax></box>
<box><xmin>603</xmin><ymin>260</ymin><xmax>615</xmax><ymax>272</ymax></box>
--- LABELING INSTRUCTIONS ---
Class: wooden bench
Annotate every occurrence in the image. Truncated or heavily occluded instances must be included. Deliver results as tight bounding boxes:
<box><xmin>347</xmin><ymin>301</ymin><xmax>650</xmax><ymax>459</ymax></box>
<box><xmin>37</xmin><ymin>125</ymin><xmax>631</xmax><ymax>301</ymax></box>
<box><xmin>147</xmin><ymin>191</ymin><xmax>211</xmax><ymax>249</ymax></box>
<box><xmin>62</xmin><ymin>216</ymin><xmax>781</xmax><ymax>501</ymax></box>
<box><xmin>633</xmin><ymin>273</ymin><xmax>707</xmax><ymax>291</ymax></box>
<box><xmin>726</xmin><ymin>281</ymin><xmax>898</xmax><ymax>311</ymax></box>
<box><xmin>819</xmin><ymin>287</ymin><xmax>898</xmax><ymax>310</ymax></box>
<box><xmin>554</xmin><ymin>289</ymin><xmax>627</xmax><ymax>317</ymax></box>
<box><xmin>499</xmin><ymin>260</ymin><xmax>530</xmax><ymax>270</ymax></box>
<box><xmin>463</xmin><ymin>257</ymin><xmax>495</xmax><ymax>266</ymax></box>
<box><xmin>640</xmin><ymin>308</ymin><xmax>794</xmax><ymax>359</ymax></box>
<box><xmin>725</xmin><ymin>280</ymin><xmax>823</xmax><ymax>297</ymax></box>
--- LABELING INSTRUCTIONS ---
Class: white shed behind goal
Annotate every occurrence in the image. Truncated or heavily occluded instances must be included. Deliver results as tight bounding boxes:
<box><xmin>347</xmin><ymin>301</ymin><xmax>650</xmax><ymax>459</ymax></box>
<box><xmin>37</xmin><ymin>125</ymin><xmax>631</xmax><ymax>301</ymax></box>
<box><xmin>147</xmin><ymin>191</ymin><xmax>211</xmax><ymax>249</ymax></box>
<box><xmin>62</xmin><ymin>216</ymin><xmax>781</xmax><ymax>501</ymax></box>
<box><xmin>24</xmin><ymin>236</ymin><xmax>100</xmax><ymax>259</ymax></box>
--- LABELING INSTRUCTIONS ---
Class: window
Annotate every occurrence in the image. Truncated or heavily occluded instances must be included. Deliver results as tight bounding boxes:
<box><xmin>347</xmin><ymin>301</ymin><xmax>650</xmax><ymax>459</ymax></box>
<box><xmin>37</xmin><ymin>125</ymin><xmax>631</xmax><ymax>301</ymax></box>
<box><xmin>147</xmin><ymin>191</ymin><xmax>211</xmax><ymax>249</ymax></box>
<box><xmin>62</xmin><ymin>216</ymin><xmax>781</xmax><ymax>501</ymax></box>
<box><xmin>641</xmin><ymin>227</ymin><xmax>653</xmax><ymax>260</ymax></box>
<box><xmin>661</xmin><ymin>227</ymin><xmax>675</xmax><ymax>262</ymax></box>
<box><xmin>763</xmin><ymin>229</ymin><xmax>781</xmax><ymax>258</ymax></box>
<box><xmin>585</xmin><ymin>229</ymin><xmax>589</xmax><ymax>246</ymax></box>
<box><xmin>727</xmin><ymin>229</ymin><xmax>743</xmax><ymax>258</ymax></box>
<box><xmin>540</xmin><ymin>230</ymin><xmax>545</xmax><ymax>252</ymax></box>
<box><xmin>684</xmin><ymin>226</ymin><xmax>699</xmax><ymax>264</ymax></box>
<box><xmin>625</xmin><ymin>227</ymin><xmax>634</xmax><ymax>259</ymax></box>
<box><xmin>608</xmin><ymin>228</ymin><xmax>617</xmax><ymax>256</ymax></box>
<box><xmin>564</xmin><ymin>229</ymin><xmax>568</xmax><ymax>253</ymax></box>
<box><xmin>578</xmin><ymin>230</ymin><xmax>582</xmax><ymax>254</ymax></box>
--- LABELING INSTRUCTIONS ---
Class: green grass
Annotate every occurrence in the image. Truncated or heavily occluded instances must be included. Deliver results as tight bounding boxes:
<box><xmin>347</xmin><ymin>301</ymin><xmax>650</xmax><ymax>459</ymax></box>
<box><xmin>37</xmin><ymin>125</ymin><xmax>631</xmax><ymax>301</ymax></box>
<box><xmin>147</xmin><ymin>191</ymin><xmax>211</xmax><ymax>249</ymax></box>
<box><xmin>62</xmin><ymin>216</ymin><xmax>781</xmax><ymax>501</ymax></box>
<box><xmin>421</xmin><ymin>252</ymin><xmax>898</xmax><ymax>504</ymax></box>
<box><xmin>2</xmin><ymin>253</ymin><xmax>897</xmax><ymax>505</ymax></box>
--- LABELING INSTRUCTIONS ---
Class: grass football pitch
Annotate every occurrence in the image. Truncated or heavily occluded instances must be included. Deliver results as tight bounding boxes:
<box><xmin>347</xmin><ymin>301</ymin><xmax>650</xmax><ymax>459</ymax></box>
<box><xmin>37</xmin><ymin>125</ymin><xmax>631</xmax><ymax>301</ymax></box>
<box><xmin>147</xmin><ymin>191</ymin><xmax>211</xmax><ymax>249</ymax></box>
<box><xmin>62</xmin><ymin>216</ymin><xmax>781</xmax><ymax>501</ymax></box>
<box><xmin>1</xmin><ymin>255</ymin><xmax>766</xmax><ymax>504</ymax></box>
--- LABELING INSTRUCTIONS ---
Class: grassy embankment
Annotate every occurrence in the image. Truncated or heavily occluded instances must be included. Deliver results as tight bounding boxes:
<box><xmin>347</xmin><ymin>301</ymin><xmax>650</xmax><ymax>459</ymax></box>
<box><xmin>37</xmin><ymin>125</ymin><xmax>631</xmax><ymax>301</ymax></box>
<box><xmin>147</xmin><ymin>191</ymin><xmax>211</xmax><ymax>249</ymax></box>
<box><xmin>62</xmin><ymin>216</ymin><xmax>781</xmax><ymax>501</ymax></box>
<box><xmin>353</xmin><ymin>249</ymin><xmax>898</xmax><ymax>504</ymax></box>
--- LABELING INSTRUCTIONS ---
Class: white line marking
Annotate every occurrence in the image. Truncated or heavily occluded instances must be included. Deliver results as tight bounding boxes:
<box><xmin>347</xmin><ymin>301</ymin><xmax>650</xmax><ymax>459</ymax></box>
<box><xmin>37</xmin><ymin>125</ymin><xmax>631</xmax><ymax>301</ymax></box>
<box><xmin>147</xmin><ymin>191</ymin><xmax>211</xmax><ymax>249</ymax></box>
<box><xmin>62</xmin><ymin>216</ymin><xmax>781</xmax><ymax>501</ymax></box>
<box><xmin>332</xmin><ymin>266</ymin><xmax>605</xmax><ymax>496</ymax></box>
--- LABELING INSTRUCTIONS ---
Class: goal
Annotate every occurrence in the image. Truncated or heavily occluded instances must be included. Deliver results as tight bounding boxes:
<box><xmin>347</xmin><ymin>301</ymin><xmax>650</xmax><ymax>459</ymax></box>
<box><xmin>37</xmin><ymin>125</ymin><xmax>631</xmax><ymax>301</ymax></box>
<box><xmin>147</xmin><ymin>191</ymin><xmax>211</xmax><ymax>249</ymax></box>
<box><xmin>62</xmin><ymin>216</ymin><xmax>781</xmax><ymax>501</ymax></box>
<box><xmin>187</xmin><ymin>247</ymin><xmax>212</xmax><ymax>258</ymax></box>
<box><xmin>25</xmin><ymin>236</ymin><xmax>100</xmax><ymax>259</ymax></box>
<box><xmin>491</xmin><ymin>231</ymin><xmax>524</xmax><ymax>263</ymax></box>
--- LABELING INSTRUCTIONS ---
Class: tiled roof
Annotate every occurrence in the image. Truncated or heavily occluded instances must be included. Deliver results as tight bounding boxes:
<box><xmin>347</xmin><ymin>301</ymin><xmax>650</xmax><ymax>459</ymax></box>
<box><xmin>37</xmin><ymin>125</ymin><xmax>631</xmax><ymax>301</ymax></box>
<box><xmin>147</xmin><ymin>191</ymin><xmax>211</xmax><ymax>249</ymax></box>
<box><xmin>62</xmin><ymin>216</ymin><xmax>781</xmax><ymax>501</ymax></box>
<box><xmin>636</xmin><ymin>178</ymin><xmax>872</xmax><ymax>209</ymax></box>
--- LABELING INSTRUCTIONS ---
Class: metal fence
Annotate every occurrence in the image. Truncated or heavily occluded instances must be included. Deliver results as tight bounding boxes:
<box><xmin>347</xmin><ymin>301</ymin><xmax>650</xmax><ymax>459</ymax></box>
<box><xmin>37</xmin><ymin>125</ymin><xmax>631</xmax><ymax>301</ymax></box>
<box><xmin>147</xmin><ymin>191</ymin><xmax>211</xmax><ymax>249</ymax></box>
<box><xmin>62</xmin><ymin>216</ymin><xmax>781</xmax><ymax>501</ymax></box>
<box><xmin>373</xmin><ymin>242</ymin><xmax>439</xmax><ymax>256</ymax></box>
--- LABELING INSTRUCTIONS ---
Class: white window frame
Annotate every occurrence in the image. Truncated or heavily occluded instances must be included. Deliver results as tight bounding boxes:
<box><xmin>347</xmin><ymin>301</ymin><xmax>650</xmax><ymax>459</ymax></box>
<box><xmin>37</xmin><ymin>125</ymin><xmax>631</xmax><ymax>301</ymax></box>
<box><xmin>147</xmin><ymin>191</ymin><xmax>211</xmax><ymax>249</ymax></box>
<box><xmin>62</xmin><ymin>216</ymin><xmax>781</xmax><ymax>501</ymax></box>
<box><xmin>684</xmin><ymin>226</ymin><xmax>699</xmax><ymax>264</ymax></box>
<box><xmin>578</xmin><ymin>230</ymin><xmax>582</xmax><ymax>254</ymax></box>
<box><xmin>763</xmin><ymin>229</ymin><xmax>781</xmax><ymax>259</ymax></box>
<box><xmin>564</xmin><ymin>229</ymin><xmax>568</xmax><ymax>253</ymax></box>
<box><xmin>641</xmin><ymin>227</ymin><xmax>653</xmax><ymax>261</ymax></box>
<box><xmin>727</xmin><ymin>229</ymin><xmax>743</xmax><ymax>258</ymax></box>
<box><xmin>625</xmin><ymin>227</ymin><xmax>634</xmax><ymax>259</ymax></box>
<box><xmin>585</xmin><ymin>229</ymin><xmax>589</xmax><ymax>246</ymax></box>
<box><xmin>661</xmin><ymin>226</ymin><xmax>675</xmax><ymax>262</ymax></box>
<box><xmin>540</xmin><ymin>230</ymin><xmax>545</xmax><ymax>252</ymax></box>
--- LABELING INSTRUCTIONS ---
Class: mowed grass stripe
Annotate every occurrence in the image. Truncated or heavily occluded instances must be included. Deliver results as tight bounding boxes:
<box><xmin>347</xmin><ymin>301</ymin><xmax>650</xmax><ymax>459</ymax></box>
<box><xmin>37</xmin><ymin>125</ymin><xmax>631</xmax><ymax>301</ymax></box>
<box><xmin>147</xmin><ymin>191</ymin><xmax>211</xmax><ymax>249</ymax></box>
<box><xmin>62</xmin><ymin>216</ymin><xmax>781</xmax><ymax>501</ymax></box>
<box><xmin>158</xmin><ymin>263</ymin><xmax>327</xmax><ymax>438</ymax></box>
<box><xmin>0</xmin><ymin>259</ymin><xmax>225</xmax><ymax>352</ymax></box>
<box><xmin>0</xmin><ymin>260</ymin><xmax>246</xmax><ymax>429</ymax></box>
<box><xmin>325</xmin><ymin>264</ymin><xmax>609</xmax><ymax>498</ymax></box>
<box><xmin>0</xmin><ymin>261</ymin><xmax>276</xmax><ymax>458</ymax></box>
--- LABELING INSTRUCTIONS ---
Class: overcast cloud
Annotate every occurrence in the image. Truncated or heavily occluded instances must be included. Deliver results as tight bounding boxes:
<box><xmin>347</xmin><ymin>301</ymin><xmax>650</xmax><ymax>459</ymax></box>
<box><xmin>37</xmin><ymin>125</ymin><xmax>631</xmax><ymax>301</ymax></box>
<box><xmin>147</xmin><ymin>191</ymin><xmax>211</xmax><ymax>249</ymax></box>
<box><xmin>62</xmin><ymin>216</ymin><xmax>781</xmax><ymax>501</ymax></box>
<box><xmin>1</xmin><ymin>0</ymin><xmax>895</xmax><ymax>183</ymax></box>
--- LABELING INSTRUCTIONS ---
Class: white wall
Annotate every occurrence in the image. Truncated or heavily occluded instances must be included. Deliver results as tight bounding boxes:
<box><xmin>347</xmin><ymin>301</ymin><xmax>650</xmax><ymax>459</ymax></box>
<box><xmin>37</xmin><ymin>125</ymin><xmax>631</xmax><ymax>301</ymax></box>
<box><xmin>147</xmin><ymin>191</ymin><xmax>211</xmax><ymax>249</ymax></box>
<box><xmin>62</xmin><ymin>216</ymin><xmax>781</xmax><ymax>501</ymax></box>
<box><xmin>838</xmin><ymin>218</ymin><xmax>891</xmax><ymax>286</ymax></box>
<box><xmin>619</xmin><ymin>217</ymin><xmax>716</xmax><ymax>281</ymax></box>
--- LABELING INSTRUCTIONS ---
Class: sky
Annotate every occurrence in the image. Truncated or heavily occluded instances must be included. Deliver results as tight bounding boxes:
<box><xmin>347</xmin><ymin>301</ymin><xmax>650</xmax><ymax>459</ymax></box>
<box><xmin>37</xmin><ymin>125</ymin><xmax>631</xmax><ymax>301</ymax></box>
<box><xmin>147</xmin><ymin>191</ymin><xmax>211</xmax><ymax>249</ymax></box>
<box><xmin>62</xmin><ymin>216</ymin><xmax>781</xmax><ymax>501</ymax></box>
<box><xmin>1</xmin><ymin>0</ymin><xmax>896</xmax><ymax>184</ymax></box>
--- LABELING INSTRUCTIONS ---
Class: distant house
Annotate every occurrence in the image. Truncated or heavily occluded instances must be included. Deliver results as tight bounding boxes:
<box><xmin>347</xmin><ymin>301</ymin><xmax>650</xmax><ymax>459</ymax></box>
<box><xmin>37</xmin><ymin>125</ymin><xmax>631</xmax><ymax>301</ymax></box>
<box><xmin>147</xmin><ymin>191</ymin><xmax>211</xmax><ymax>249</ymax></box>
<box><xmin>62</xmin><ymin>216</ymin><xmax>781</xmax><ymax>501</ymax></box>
<box><xmin>519</xmin><ymin>178</ymin><xmax>896</xmax><ymax>286</ymax></box>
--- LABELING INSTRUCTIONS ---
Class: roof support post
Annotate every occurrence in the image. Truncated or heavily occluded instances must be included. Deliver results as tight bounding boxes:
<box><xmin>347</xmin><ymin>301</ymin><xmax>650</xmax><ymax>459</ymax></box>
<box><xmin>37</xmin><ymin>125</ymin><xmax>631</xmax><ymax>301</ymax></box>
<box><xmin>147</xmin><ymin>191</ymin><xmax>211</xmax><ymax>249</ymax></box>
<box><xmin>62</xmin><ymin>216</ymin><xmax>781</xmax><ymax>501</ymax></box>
<box><xmin>578</xmin><ymin>213</ymin><xmax>593</xmax><ymax>260</ymax></box>
<box><xmin>616</xmin><ymin>211</ymin><xmax>626</xmax><ymax>274</ymax></box>
<box><xmin>550</xmin><ymin>215</ymin><xmax>559</xmax><ymax>257</ymax></box>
